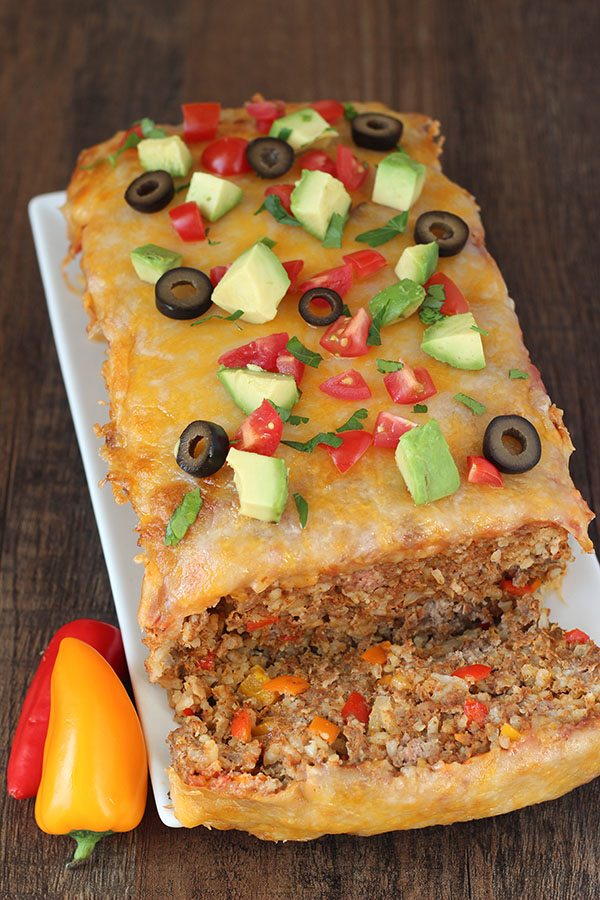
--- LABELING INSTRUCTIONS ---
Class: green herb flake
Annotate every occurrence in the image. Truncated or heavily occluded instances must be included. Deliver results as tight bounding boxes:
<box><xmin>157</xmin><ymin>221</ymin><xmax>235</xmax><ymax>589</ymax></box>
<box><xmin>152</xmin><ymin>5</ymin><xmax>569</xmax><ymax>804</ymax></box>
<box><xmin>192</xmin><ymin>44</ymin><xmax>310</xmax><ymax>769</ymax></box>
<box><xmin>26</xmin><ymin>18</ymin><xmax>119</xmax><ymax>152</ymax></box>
<box><xmin>286</xmin><ymin>336</ymin><xmax>323</xmax><ymax>368</ymax></box>
<box><xmin>107</xmin><ymin>131</ymin><xmax>142</xmax><ymax>167</ymax></box>
<box><xmin>509</xmin><ymin>368</ymin><xmax>529</xmax><ymax>380</ymax></box>
<box><xmin>322</xmin><ymin>212</ymin><xmax>348</xmax><ymax>249</ymax></box>
<box><xmin>336</xmin><ymin>408</ymin><xmax>368</xmax><ymax>433</ymax></box>
<box><xmin>174</xmin><ymin>181</ymin><xmax>191</xmax><ymax>193</ymax></box>
<box><xmin>418</xmin><ymin>284</ymin><xmax>446</xmax><ymax>324</ymax></box>
<box><xmin>454</xmin><ymin>393</ymin><xmax>486</xmax><ymax>416</ymax></box>
<box><xmin>355</xmin><ymin>211</ymin><xmax>408</xmax><ymax>247</ymax></box>
<box><xmin>277</xmin><ymin>127</ymin><xmax>292</xmax><ymax>142</ymax></box>
<box><xmin>133</xmin><ymin>117</ymin><xmax>167</xmax><ymax>138</ymax></box>
<box><xmin>471</xmin><ymin>325</ymin><xmax>489</xmax><ymax>336</ymax></box>
<box><xmin>341</xmin><ymin>303</ymin><xmax>352</xmax><ymax>318</ymax></box>
<box><xmin>259</xmin><ymin>236</ymin><xmax>277</xmax><ymax>249</ymax></box>
<box><xmin>344</xmin><ymin>102</ymin><xmax>358</xmax><ymax>121</ymax></box>
<box><xmin>376</xmin><ymin>359</ymin><xmax>404</xmax><ymax>374</ymax></box>
<box><xmin>191</xmin><ymin>309</ymin><xmax>244</xmax><ymax>329</ymax></box>
<box><xmin>267</xmin><ymin>400</ymin><xmax>309</xmax><ymax>425</ymax></box>
<box><xmin>366</xmin><ymin>301</ymin><xmax>390</xmax><ymax>347</ymax></box>
<box><xmin>293</xmin><ymin>492</ymin><xmax>309</xmax><ymax>528</ymax></box>
<box><xmin>413</xmin><ymin>404</ymin><xmax>428</xmax><ymax>414</ymax></box>
<box><xmin>282</xmin><ymin>432</ymin><xmax>343</xmax><ymax>453</ymax></box>
<box><xmin>165</xmin><ymin>488</ymin><xmax>203</xmax><ymax>547</ymax></box>
<box><xmin>260</xmin><ymin>193</ymin><xmax>300</xmax><ymax>227</ymax></box>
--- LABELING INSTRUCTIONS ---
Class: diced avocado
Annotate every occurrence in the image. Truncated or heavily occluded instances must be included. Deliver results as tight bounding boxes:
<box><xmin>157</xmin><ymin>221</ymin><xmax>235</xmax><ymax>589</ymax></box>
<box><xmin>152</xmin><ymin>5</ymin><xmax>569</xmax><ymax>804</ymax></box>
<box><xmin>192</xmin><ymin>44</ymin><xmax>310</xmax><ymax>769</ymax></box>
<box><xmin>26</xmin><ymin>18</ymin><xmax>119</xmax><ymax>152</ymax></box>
<box><xmin>372</xmin><ymin>151</ymin><xmax>426</xmax><ymax>211</ymax></box>
<box><xmin>211</xmin><ymin>242</ymin><xmax>290</xmax><ymax>324</ymax></box>
<box><xmin>218</xmin><ymin>366</ymin><xmax>300</xmax><ymax>415</ymax></box>
<box><xmin>369</xmin><ymin>279</ymin><xmax>425</xmax><ymax>326</ymax></box>
<box><xmin>186</xmin><ymin>171</ymin><xmax>243</xmax><ymax>222</ymax></box>
<box><xmin>290</xmin><ymin>170</ymin><xmax>351</xmax><ymax>241</ymax></box>
<box><xmin>395</xmin><ymin>418</ymin><xmax>460</xmax><ymax>505</ymax></box>
<box><xmin>227</xmin><ymin>447</ymin><xmax>289</xmax><ymax>523</ymax></box>
<box><xmin>137</xmin><ymin>135</ymin><xmax>193</xmax><ymax>177</ymax></box>
<box><xmin>394</xmin><ymin>242</ymin><xmax>439</xmax><ymax>284</ymax></box>
<box><xmin>268</xmin><ymin>108</ymin><xmax>337</xmax><ymax>150</ymax></box>
<box><xmin>421</xmin><ymin>312</ymin><xmax>486</xmax><ymax>370</ymax></box>
<box><xmin>130</xmin><ymin>244</ymin><xmax>182</xmax><ymax>284</ymax></box>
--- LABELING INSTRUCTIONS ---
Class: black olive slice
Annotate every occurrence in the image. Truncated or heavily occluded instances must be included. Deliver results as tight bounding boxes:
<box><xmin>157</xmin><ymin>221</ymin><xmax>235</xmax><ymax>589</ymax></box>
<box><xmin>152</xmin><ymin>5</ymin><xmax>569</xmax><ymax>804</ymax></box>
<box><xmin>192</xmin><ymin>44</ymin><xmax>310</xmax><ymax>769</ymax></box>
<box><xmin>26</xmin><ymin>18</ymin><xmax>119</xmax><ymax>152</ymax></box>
<box><xmin>245</xmin><ymin>137</ymin><xmax>294</xmax><ymax>178</ymax></box>
<box><xmin>176</xmin><ymin>420</ymin><xmax>230</xmax><ymax>478</ymax></box>
<box><xmin>155</xmin><ymin>267</ymin><xmax>213</xmax><ymax>320</ymax></box>
<box><xmin>482</xmin><ymin>415</ymin><xmax>542</xmax><ymax>474</ymax></box>
<box><xmin>298</xmin><ymin>287</ymin><xmax>344</xmax><ymax>326</ymax></box>
<box><xmin>125</xmin><ymin>170</ymin><xmax>174</xmax><ymax>213</ymax></box>
<box><xmin>351</xmin><ymin>113</ymin><xmax>403</xmax><ymax>151</ymax></box>
<box><xmin>414</xmin><ymin>210</ymin><xmax>470</xmax><ymax>257</ymax></box>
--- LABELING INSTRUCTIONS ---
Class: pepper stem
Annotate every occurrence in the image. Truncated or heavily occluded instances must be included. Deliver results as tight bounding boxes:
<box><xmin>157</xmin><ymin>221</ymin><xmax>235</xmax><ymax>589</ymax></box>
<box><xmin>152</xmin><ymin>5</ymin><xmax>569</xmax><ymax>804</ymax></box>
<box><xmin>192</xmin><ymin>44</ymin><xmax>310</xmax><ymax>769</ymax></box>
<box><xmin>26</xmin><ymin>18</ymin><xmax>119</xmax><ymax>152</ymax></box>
<box><xmin>66</xmin><ymin>830</ymin><xmax>114</xmax><ymax>868</ymax></box>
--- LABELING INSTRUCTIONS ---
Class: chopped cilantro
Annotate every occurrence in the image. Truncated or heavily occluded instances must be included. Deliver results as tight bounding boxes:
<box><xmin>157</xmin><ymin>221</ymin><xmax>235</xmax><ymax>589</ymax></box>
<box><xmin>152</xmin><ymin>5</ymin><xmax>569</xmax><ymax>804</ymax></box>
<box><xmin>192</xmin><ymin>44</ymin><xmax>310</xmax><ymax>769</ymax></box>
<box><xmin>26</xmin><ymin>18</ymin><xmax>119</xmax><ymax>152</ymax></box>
<box><xmin>376</xmin><ymin>359</ymin><xmax>404</xmax><ymax>374</ymax></box>
<box><xmin>293</xmin><ymin>492</ymin><xmax>309</xmax><ymax>528</ymax></box>
<box><xmin>205</xmin><ymin>227</ymin><xmax>221</xmax><ymax>246</ymax></box>
<box><xmin>165</xmin><ymin>489</ymin><xmax>202</xmax><ymax>547</ymax></box>
<box><xmin>277</xmin><ymin>126</ymin><xmax>292</xmax><ymax>142</ymax></box>
<box><xmin>286</xmin><ymin>336</ymin><xmax>323</xmax><ymax>368</ymax></box>
<box><xmin>282</xmin><ymin>432</ymin><xmax>343</xmax><ymax>453</ymax></box>
<box><xmin>322</xmin><ymin>212</ymin><xmax>348</xmax><ymax>249</ymax></box>
<box><xmin>344</xmin><ymin>102</ymin><xmax>358</xmax><ymax>121</ymax></box>
<box><xmin>259</xmin><ymin>236</ymin><xmax>277</xmax><ymax>249</ymax></box>
<box><xmin>418</xmin><ymin>284</ymin><xmax>446</xmax><ymax>324</ymax></box>
<box><xmin>267</xmin><ymin>400</ymin><xmax>309</xmax><ymax>425</ymax></box>
<box><xmin>471</xmin><ymin>325</ymin><xmax>488</xmax><ymax>336</ymax></box>
<box><xmin>256</xmin><ymin>194</ymin><xmax>300</xmax><ymax>227</ymax></box>
<box><xmin>413</xmin><ymin>404</ymin><xmax>428</xmax><ymax>413</ymax></box>
<box><xmin>336</xmin><ymin>408</ymin><xmax>368</xmax><ymax>433</ymax></box>
<box><xmin>191</xmin><ymin>309</ymin><xmax>244</xmax><ymax>329</ymax></box>
<box><xmin>355</xmin><ymin>212</ymin><xmax>408</xmax><ymax>247</ymax></box>
<box><xmin>133</xmin><ymin>117</ymin><xmax>167</xmax><ymax>138</ymax></box>
<box><xmin>108</xmin><ymin>131</ymin><xmax>142</xmax><ymax>166</ymax></box>
<box><xmin>366</xmin><ymin>302</ymin><xmax>391</xmax><ymax>347</ymax></box>
<box><xmin>341</xmin><ymin>303</ymin><xmax>352</xmax><ymax>318</ymax></box>
<box><xmin>454</xmin><ymin>393</ymin><xmax>486</xmax><ymax>415</ymax></box>
<box><xmin>174</xmin><ymin>181</ymin><xmax>191</xmax><ymax>193</ymax></box>
<box><xmin>509</xmin><ymin>368</ymin><xmax>529</xmax><ymax>380</ymax></box>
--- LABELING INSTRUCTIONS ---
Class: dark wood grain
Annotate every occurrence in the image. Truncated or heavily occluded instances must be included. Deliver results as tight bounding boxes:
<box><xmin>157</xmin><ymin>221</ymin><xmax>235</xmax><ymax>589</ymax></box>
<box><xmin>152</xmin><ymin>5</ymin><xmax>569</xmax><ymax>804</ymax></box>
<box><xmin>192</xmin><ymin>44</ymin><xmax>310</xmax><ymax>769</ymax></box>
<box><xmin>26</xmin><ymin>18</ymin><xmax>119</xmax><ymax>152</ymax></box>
<box><xmin>2</xmin><ymin>1</ymin><xmax>599</xmax><ymax>897</ymax></box>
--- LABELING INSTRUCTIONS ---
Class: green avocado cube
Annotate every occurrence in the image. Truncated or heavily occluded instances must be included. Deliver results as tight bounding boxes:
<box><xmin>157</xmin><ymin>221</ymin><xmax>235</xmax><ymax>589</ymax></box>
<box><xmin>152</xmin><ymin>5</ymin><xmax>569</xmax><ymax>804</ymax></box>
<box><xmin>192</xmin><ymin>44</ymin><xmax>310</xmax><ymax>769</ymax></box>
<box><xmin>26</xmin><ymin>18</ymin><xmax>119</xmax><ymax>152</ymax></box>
<box><xmin>395</xmin><ymin>242</ymin><xmax>439</xmax><ymax>284</ymax></box>
<box><xmin>186</xmin><ymin>171</ymin><xmax>243</xmax><ymax>222</ymax></box>
<box><xmin>211</xmin><ymin>242</ymin><xmax>290</xmax><ymax>324</ymax></box>
<box><xmin>137</xmin><ymin>135</ymin><xmax>193</xmax><ymax>177</ymax></box>
<box><xmin>369</xmin><ymin>279</ymin><xmax>425</xmax><ymax>325</ymax></box>
<box><xmin>227</xmin><ymin>447</ymin><xmax>289</xmax><ymax>523</ymax></box>
<box><xmin>269</xmin><ymin>108</ymin><xmax>337</xmax><ymax>150</ymax></box>
<box><xmin>421</xmin><ymin>312</ymin><xmax>486</xmax><ymax>370</ymax></box>
<box><xmin>130</xmin><ymin>244</ymin><xmax>182</xmax><ymax>284</ymax></box>
<box><xmin>395</xmin><ymin>419</ymin><xmax>460</xmax><ymax>505</ymax></box>
<box><xmin>372</xmin><ymin>151</ymin><xmax>426</xmax><ymax>211</ymax></box>
<box><xmin>217</xmin><ymin>366</ymin><xmax>300</xmax><ymax>415</ymax></box>
<box><xmin>290</xmin><ymin>170</ymin><xmax>351</xmax><ymax>241</ymax></box>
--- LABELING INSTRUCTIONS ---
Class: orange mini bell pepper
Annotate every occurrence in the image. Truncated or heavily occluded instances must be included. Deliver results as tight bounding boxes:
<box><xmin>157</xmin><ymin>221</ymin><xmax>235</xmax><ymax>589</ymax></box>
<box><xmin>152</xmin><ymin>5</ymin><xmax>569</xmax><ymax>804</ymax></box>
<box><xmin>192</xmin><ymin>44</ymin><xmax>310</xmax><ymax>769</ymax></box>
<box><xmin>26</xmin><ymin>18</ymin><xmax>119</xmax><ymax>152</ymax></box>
<box><xmin>35</xmin><ymin>638</ymin><xmax>147</xmax><ymax>867</ymax></box>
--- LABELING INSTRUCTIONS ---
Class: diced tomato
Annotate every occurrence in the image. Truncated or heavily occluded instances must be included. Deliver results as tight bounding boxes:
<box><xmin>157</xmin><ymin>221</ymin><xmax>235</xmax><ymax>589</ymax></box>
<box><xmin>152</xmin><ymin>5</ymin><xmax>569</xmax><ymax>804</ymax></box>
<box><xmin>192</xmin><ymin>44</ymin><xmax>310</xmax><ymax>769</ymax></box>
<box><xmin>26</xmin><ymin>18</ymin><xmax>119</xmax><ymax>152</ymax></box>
<box><xmin>452</xmin><ymin>664</ymin><xmax>492</xmax><ymax>682</ymax></box>
<box><xmin>464</xmin><ymin>698</ymin><xmax>488</xmax><ymax>727</ymax></box>
<box><xmin>467</xmin><ymin>455</ymin><xmax>503</xmax><ymax>487</ymax></box>
<box><xmin>500</xmin><ymin>577</ymin><xmax>542</xmax><ymax>596</ymax></box>
<box><xmin>298</xmin><ymin>149</ymin><xmax>336</xmax><ymax>177</ymax></box>
<box><xmin>245</xmin><ymin>99</ymin><xmax>286</xmax><ymax>133</ymax></box>
<box><xmin>202</xmin><ymin>137</ymin><xmax>252</xmax><ymax>175</ymax></box>
<box><xmin>246</xmin><ymin>615</ymin><xmax>279</xmax><ymax>632</ymax></box>
<box><xmin>282</xmin><ymin>259</ymin><xmax>304</xmax><ymax>293</ymax></box>
<box><xmin>264</xmin><ymin>184</ymin><xmax>294</xmax><ymax>215</ymax></box>
<box><xmin>319</xmin><ymin>369</ymin><xmax>372</xmax><ymax>400</ymax></box>
<box><xmin>309</xmin><ymin>100</ymin><xmax>345</xmax><ymax>124</ymax></box>
<box><xmin>182</xmin><ymin>102</ymin><xmax>221</xmax><ymax>142</ymax></box>
<box><xmin>168</xmin><ymin>202</ymin><xmax>206</xmax><ymax>242</ymax></box>
<box><xmin>565</xmin><ymin>628</ymin><xmax>590</xmax><ymax>645</ymax></box>
<box><xmin>231</xmin><ymin>708</ymin><xmax>253</xmax><ymax>742</ymax></box>
<box><xmin>196</xmin><ymin>652</ymin><xmax>215</xmax><ymax>670</ymax></box>
<box><xmin>218</xmin><ymin>332</ymin><xmax>289</xmax><ymax>370</ymax></box>
<box><xmin>234</xmin><ymin>398</ymin><xmax>283</xmax><ymax>456</ymax></box>
<box><xmin>324</xmin><ymin>430</ymin><xmax>372</xmax><ymax>474</ymax></box>
<box><xmin>275</xmin><ymin>351</ymin><xmax>305</xmax><ymax>387</ymax></box>
<box><xmin>118</xmin><ymin>124</ymin><xmax>144</xmax><ymax>147</ymax></box>
<box><xmin>383</xmin><ymin>363</ymin><xmax>437</xmax><ymax>404</ymax></box>
<box><xmin>341</xmin><ymin>691</ymin><xmax>371</xmax><ymax>725</ymax></box>
<box><xmin>299</xmin><ymin>263</ymin><xmax>354</xmax><ymax>299</ymax></box>
<box><xmin>424</xmin><ymin>272</ymin><xmax>469</xmax><ymax>316</ymax></box>
<box><xmin>319</xmin><ymin>308</ymin><xmax>371</xmax><ymax>358</ymax></box>
<box><xmin>372</xmin><ymin>411</ymin><xmax>416</xmax><ymax>448</ymax></box>
<box><xmin>210</xmin><ymin>265</ymin><xmax>230</xmax><ymax>287</ymax></box>
<box><xmin>342</xmin><ymin>249</ymin><xmax>386</xmax><ymax>280</ymax></box>
<box><xmin>335</xmin><ymin>144</ymin><xmax>368</xmax><ymax>191</ymax></box>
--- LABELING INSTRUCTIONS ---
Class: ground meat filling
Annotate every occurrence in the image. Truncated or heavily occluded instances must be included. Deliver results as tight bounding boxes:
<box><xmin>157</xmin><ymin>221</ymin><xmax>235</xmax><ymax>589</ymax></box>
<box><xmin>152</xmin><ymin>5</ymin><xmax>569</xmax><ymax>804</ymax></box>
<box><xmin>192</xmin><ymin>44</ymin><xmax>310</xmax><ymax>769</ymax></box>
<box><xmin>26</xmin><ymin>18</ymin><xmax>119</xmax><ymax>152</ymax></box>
<box><xmin>168</xmin><ymin>601</ymin><xmax>600</xmax><ymax>791</ymax></box>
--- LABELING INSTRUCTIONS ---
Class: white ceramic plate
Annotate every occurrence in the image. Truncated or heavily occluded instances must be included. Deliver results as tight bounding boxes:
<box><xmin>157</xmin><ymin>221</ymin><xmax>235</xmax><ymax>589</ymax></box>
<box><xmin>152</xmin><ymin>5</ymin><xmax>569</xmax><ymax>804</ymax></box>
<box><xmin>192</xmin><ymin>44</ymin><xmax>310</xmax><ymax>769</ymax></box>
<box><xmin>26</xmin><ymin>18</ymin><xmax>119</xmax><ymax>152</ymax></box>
<box><xmin>29</xmin><ymin>190</ymin><xmax>600</xmax><ymax>829</ymax></box>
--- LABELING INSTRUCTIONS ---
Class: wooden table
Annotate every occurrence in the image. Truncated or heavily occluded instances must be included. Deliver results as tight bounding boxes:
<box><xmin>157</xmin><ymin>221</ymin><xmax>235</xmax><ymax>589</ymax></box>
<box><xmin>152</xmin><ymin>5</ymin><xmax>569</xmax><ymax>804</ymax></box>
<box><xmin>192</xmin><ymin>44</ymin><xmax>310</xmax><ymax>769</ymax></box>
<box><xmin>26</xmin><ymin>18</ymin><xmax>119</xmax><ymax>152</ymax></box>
<box><xmin>2</xmin><ymin>1</ymin><xmax>599</xmax><ymax>897</ymax></box>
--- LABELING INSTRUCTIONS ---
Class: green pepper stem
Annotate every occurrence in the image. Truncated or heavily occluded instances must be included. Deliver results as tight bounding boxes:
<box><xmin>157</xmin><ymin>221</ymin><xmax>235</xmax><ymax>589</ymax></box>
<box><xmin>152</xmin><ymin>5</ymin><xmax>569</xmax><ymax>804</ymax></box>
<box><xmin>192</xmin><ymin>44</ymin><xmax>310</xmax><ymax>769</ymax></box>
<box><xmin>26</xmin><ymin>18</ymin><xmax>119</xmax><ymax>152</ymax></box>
<box><xmin>66</xmin><ymin>830</ymin><xmax>114</xmax><ymax>868</ymax></box>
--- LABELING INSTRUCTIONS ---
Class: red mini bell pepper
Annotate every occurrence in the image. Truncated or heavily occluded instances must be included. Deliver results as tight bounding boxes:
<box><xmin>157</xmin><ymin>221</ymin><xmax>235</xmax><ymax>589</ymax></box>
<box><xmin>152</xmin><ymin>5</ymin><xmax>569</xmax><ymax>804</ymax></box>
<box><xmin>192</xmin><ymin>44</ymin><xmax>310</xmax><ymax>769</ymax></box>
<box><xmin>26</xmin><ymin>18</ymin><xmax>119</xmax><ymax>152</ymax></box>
<box><xmin>7</xmin><ymin>619</ymin><xmax>127</xmax><ymax>799</ymax></box>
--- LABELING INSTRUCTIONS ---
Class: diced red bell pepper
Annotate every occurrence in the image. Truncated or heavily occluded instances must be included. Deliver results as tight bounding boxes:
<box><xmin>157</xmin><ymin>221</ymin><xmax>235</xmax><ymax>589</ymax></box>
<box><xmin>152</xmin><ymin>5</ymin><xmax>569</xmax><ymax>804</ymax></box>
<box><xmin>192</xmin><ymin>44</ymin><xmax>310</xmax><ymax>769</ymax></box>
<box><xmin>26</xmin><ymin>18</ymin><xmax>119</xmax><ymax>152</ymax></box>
<box><xmin>341</xmin><ymin>691</ymin><xmax>371</xmax><ymax>725</ymax></box>
<box><xmin>372</xmin><ymin>411</ymin><xmax>416</xmax><ymax>448</ymax></box>
<box><xmin>234</xmin><ymin>398</ymin><xmax>283</xmax><ymax>456</ymax></box>
<box><xmin>464</xmin><ymin>697</ymin><xmax>488</xmax><ymax>727</ymax></box>
<box><xmin>231</xmin><ymin>708</ymin><xmax>253</xmax><ymax>742</ymax></box>
<box><xmin>309</xmin><ymin>100</ymin><xmax>345</xmax><ymax>124</ymax></box>
<box><xmin>275</xmin><ymin>351</ymin><xmax>305</xmax><ymax>386</ymax></box>
<box><xmin>324</xmin><ymin>430</ymin><xmax>373</xmax><ymax>473</ymax></box>
<box><xmin>452</xmin><ymin>664</ymin><xmax>492</xmax><ymax>682</ymax></box>
<box><xmin>182</xmin><ymin>102</ymin><xmax>221</xmax><ymax>142</ymax></box>
<box><xmin>299</xmin><ymin>263</ymin><xmax>354</xmax><ymax>299</ymax></box>
<box><xmin>218</xmin><ymin>332</ymin><xmax>289</xmax><ymax>370</ymax></box>
<box><xmin>319</xmin><ymin>308</ymin><xmax>371</xmax><ymax>358</ymax></box>
<box><xmin>342</xmin><ymin>249</ymin><xmax>386</xmax><ymax>280</ymax></box>
<box><xmin>202</xmin><ymin>137</ymin><xmax>252</xmax><ymax>175</ymax></box>
<box><xmin>282</xmin><ymin>259</ymin><xmax>304</xmax><ymax>293</ymax></box>
<box><xmin>264</xmin><ymin>183</ymin><xmax>294</xmax><ymax>215</ymax></box>
<box><xmin>565</xmin><ymin>628</ymin><xmax>590</xmax><ymax>645</ymax></box>
<box><xmin>245</xmin><ymin>99</ymin><xmax>286</xmax><ymax>133</ymax></box>
<box><xmin>424</xmin><ymin>272</ymin><xmax>469</xmax><ymax>315</ymax></box>
<box><xmin>467</xmin><ymin>455</ymin><xmax>503</xmax><ymax>487</ymax></box>
<box><xmin>383</xmin><ymin>363</ymin><xmax>437</xmax><ymax>405</ymax></box>
<box><xmin>210</xmin><ymin>265</ymin><xmax>230</xmax><ymax>287</ymax></box>
<box><xmin>182</xmin><ymin>707</ymin><xmax>195</xmax><ymax>717</ymax></box>
<box><xmin>196</xmin><ymin>652</ymin><xmax>216</xmax><ymax>670</ymax></box>
<box><xmin>246</xmin><ymin>615</ymin><xmax>280</xmax><ymax>632</ymax></box>
<box><xmin>335</xmin><ymin>144</ymin><xmax>368</xmax><ymax>191</ymax></box>
<box><xmin>319</xmin><ymin>369</ymin><xmax>372</xmax><ymax>400</ymax></box>
<box><xmin>168</xmin><ymin>202</ymin><xmax>206</xmax><ymax>242</ymax></box>
<box><xmin>299</xmin><ymin>149</ymin><xmax>336</xmax><ymax>177</ymax></box>
<box><xmin>500</xmin><ymin>577</ymin><xmax>541</xmax><ymax>596</ymax></box>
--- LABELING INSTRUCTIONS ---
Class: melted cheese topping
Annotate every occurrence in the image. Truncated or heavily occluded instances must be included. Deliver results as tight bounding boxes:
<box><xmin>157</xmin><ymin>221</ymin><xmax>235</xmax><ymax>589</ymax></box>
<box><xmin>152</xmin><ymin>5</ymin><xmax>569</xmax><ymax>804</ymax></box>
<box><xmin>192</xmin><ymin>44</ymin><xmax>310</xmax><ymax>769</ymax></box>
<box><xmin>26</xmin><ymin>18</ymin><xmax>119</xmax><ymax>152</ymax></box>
<box><xmin>64</xmin><ymin>103</ymin><xmax>593</xmax><ymax>635</ymax></box>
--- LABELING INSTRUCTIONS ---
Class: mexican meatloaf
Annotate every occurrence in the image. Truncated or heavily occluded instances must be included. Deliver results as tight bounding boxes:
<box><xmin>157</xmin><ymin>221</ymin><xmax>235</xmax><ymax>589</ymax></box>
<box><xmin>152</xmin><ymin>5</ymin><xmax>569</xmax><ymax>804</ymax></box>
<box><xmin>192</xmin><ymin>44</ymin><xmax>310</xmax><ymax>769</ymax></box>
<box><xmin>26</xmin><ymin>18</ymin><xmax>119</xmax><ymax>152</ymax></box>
<box><xmin>63</xmin><ymin>100</ymin><xmax>597</xmax><ymax>838</ymax></box>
